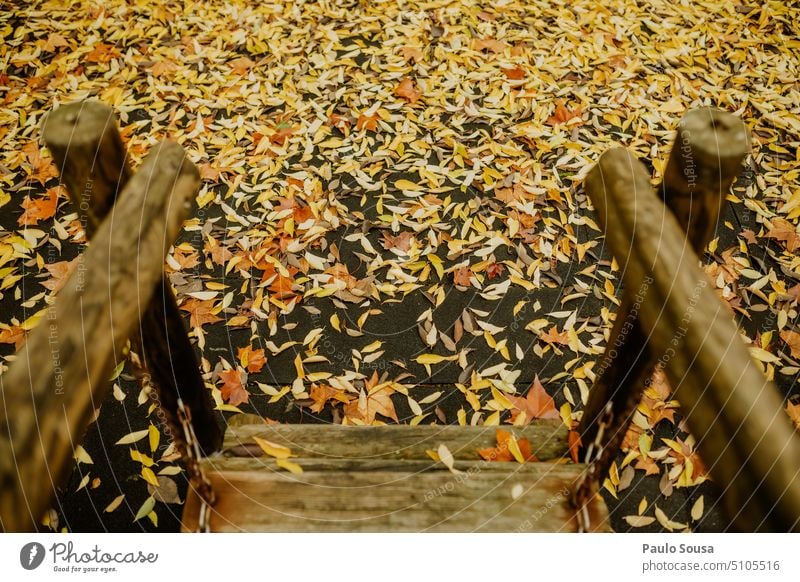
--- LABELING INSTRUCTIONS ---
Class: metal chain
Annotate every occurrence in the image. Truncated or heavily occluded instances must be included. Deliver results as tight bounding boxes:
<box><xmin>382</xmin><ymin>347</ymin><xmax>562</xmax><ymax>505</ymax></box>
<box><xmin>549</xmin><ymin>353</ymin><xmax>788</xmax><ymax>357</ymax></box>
<box><xmin>177</xmin><ymin>399</ymin><xmax>215</xmax><ymax>533</ymax></box>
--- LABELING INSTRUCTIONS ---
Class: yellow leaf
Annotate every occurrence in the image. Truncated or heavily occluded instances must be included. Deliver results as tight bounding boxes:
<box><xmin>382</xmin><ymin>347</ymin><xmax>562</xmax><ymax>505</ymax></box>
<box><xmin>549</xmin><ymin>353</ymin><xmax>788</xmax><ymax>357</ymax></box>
<box><xmin>395</xmin><ymin>179</ymin><xmax>422</xmax><ymax>191</ymax></box>
<box><xmin>141</xmin><ymin>467</ymin><xmax>159</xmax><ymax>487</ymax></box>
<box><xmin>148</xmin><ymin>424</ymin><xmax>160</xmax><ymax>453</ymax></box>
<box><xmin>73</xmin><ymin>445</ymin><xmax>93</xmax><ymax>465</ymax></box>
<box><xmin>506</xmin><ymin>435</ymin><xmax>526</xmax><ymax>464</ymax></box>
<box><xmin>253</xmin><ymin>436</ymin><xmax>292</xmax><ymax>459</ymax></box>
<box><xmin>130</xmin><ymin>449</ymin><xmax>155</xmax><ymax>468</ymax></box>
<box><xmin>276</xmin><ymin>458</ymin><xmax>303</xmax><ymax>474</ymax></box>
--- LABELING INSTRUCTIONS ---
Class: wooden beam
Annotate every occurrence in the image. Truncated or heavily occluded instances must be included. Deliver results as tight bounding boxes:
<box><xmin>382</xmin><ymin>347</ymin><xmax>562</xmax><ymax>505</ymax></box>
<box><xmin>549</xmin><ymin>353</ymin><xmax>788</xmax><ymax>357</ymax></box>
<box><xmin>0</xmin><ymin>142</ymin><xmax>199</xmax><ymax>532</ymax></box>
<box><xmin>41</xmin><ymin>101</ymin><xmax>222</xmax><ymax>455</ymax></box>
<box><xmin>584</xmin><ymin>147</ymin><xmax>800</xmax><ymax>532</ymax></box>
<box><xmin>578</xmin><ymin>109</ymin><xmax>749</xmax><ymax>473</ymax></box>
<box><xmin>223</xmin><ymin>422</ymin><xmax>568</xmax><ymax>461</ymax></box>
<box><xmin>183</xmin><ymin>460</ymin><xmax>609</xmax><ymax>532</ymax></box>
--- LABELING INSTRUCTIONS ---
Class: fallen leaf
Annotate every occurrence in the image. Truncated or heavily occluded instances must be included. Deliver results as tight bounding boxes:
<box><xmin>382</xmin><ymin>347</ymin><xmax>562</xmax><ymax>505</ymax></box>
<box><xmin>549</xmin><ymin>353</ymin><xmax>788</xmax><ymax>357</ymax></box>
<box><xmin>395</xmin><ymin>78</ymin><xmax>422</xmax><ymax>104</ymax></box>
<box><xmin>507</xmin><ymin>376</ymin><xmax>559</xmax><ymax>424</ymax></box>
<box><xmin>218</xmin><ymin>368</ymin><xmax>249</xmax><ymax>406</ymax></box>
<box><xmin>18</xmin><ymin>187</ymin><xmax>60</xmax><ymax>226</ymax></box>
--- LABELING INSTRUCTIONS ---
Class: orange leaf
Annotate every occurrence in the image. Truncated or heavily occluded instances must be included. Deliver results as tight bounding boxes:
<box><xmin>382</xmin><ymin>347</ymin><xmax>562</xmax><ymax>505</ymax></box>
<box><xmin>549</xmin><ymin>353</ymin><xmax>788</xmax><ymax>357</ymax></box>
<box><xmin>41</xmin><ymin>258</ymin><xmax>79</xmax><ymax>293</ymax></box>
<box><xmin>270</xmin><ymin>125</ymin><xmax>295</xmax><ymax>145</ymax></box>
<box><xmin>238</xmin><ymin>345</ymin><xmax>266</xmax><ymax>374</ymax></box>
<box><xmin>18</xmin><ymin>187</ymin><xmax>60</xmax><ymax>226</ymax></box>
<box><xmin>85</xmin><ymin>43</ymin><xmax>120</xmax><ymax>64</ymax></box>
<box><xmin>356</xmin><ymin>113</ymin><xmax>379</xmax><ymax>131</ymax></box>
<box><xmin>0</xmin><ymin>325</ymin><xmax>26</xmax><ymax>349</ymax></box>
<box><xmin>546</xmin><ymin>100</ymin><xmax>583</xmax><ymax>126</ymax></box>
<box><xmin>180</xmin><ymin>298</ymin><xmax>221</xmax><ymax>328</ymax></box>
<box><xmin>486</xmin><ymin>263</ymin><xmax>505</xmax><ymax>280</ymax></box>
<box><xmin>780</xmin><ymin>330</ymin><xmax>800</xmax><ymax>359</ymax></box>
<box><xmin>472</xmin><ymin>38</ymin><xmax>508</xmax><ymax>53</ymax></box>
<box><xmin>503</xmin><ymin>65</ymin><xmax>525</xmax><ymax>80</ymax></box>
<box><xmin>400</xmin><ymin>47</ymin><xmax>423</xmax><ymax>63</ymax></box>
<box><xmin>453</xmin><ymin>266</ymin><xmax>472</xmax><ymax>287</ymax></box>
<box><xmin>539</xmin><ymin>325</ymin><xmax>569</xmax><ymax>346</ymax></box>
<box><xmin>507</xmin><ymin>375</ymin><xmax>559</xmax><ymax>424</ymax></box>
<box><xmin>309</xmin><ymin>383</ymin><xmax>352</xmax><ymax>413</ymax></box>
<box><xmin>477</xmin><ymin>429</ymin><xmax>537</xmax><ymax>462</ymax></box>
<box><xmin>229</xmin><ymin>56</ymin><xmax>255</xmax><ymax>75</ymax></box>
<box><xmin>395</xmin><ymin>78</ymin><xmax>422</xmax><ymax>104</ymax></box>
<box><xmin>218</xmin><ymin>369</ymin><xmax>249</xmax><ymax>406</ymax></box>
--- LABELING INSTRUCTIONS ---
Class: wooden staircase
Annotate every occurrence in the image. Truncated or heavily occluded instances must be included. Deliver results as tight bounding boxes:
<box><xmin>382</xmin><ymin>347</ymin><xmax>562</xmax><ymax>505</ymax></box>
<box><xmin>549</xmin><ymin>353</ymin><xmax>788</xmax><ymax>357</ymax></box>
<box><xmin>181</xmin><ymin>421</ymin><xmax>611</xmax><ymax>532</ymax></box>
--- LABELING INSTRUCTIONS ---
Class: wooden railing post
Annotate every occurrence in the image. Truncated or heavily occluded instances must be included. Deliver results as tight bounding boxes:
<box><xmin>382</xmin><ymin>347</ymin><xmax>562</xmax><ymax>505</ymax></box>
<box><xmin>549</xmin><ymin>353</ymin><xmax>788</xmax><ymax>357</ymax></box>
<box><xmin>577</xmin><ymin>109</ymin><xmax>749</xmax><ymax>488</ymax></box>
<box><xmin>582</xmin><ymin>147</ymin><xmax>800</xmax><ymax>531</ymax></box>
<box><xmin>41</xmin><ymin>101</ymin><xmax>222</xmax><ymax>456</ymax></box>
<box><xmin>0</xmin><ymin>142</ymin><xmax>201</xmax><ymax>531</ymax></box>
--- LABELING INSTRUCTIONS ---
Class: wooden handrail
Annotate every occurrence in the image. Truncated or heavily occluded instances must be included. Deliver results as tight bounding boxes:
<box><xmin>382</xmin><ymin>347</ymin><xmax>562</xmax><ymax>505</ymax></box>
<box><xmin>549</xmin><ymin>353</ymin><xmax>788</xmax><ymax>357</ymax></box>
<box><xmin>578</xmin><ymin>109</ymin><xmax>750</xmax><ymax>488</ymax></box>
<box><xmin>41</xmin><ymin>102</ymin><xmax>222</xmax><ymax>456</ymax></box>
<box><xmin>584</xmin><ymin>147</ymin><xmax>800</xmax><ymax>531</ymax></box>
<box><xmin>0</xmin><ymin>141</ymin><xmax>199</xmax><ymax>532</ymax></box>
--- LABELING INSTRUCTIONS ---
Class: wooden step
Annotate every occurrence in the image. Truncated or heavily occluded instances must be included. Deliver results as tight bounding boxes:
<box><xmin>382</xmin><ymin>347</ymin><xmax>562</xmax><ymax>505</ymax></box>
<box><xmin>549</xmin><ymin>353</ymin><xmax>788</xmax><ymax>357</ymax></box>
<box><xmin>181</xmin><ymin>423</ymin><xmax>611</xmax><ymax>532</ymax></box>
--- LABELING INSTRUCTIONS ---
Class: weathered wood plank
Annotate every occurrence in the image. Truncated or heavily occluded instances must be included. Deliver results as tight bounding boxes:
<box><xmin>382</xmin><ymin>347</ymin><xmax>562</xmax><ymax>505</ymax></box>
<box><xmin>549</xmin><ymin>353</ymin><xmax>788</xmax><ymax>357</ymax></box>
<box><xmin>0</xmin><ymin>142</ymin><xmax>199</xmax><ymax>532</ymax></box>
<box><xmin>42</xmin><ymin>100</ymin><xmax>221</xmax><ymax>455</ymax></box>
<box><xmin>584</xmin><ymin>147</ymin><xmax>800</xmax><ymax>532</ymax></box>
<box><xmin>223</xmin><ymin>422</ymin><xmax>568</xmax><ymax>461</ymax></box>
<box><xmin>182</xmin><ymin>462</ymin><xmax>609</xmax><ymax>532</ymax></box>
<box><xmin>578</xmin><ymin>108</ymin><xmax>750</xmax><ymax>460</ymax></box>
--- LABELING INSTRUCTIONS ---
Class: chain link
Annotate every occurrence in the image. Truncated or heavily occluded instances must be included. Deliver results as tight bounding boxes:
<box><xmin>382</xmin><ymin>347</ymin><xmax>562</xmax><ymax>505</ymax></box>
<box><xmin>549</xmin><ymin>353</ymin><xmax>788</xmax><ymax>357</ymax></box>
<box><xmin>177</xmin><ymin>399</ymin><xmax>215</xmax><ymax>533</ymax></box>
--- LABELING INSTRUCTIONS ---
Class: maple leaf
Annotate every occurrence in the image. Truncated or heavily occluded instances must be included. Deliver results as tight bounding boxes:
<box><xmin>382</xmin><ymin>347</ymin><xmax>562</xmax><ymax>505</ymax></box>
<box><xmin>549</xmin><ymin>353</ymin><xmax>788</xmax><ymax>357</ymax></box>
<box><xmin>486</xmin><ymin>262</ymin><xmax>505</xmax><ymax>280</ymax></box>
<box><xmin>356</xmin><ymin>113</ymin><xmax>379</xmax><ymax>131</ymax></box>
<box><xmin>507</xmin><ymin>376</ymin><xmax>559</xmax><ymax>424</ymax></box>
<box><xmin>503</xmin><ymin>65</ymin><xmax>525</xmax><ymax>80</ymax></box>
<box><xmin>270</xmin><ymin>125</ymin><xmax>295</xmax><ymax>145</ymax></box>
<box><xmin>472</xmin><ymin>38</ymin><xmax>508</xmax><ymax>53</ymax></box>
<box><xmin>0</xmin><ymin>325</ymin><xmax>26</xmax><ymax>349</ymax></box>
<box><xmin>18</xmin><ymin>187</ymin><xmax>60</xmax><ymax>226</ymax></box>
<box><xmin>151</xmin><ymin>59</ymin><xmax>178</xmax><ymax>77</ymax></box>
<box><xmin>382</xmin><ymin>231</ymin><xmax>414</xmax><ymax>252</ymax></box>
<box><xmin>780</xmin><ymin>330</ymin><xmax>800</xmax><ymax>359</ymax></box>
<box><xmin>229</xmin><ymin>56</ymin><xmax>255</xmax><ymax>75</ymax></box>
<box><xmin>237</xmin><ymin>345</ymin><xmax>266</xmax><ymax>374</ymax></box>
<box><xmin>395</xmin><ymin>78</ymin><xmax>422</xmax><ymax>104</ymax></box>
<box><xmin>328</xmin><ymin>114</ymin><xmax>351</xmax><ymax>131</ymax></box>
<box><xmin>343</xmin><ymin>372</ymin><xmax>398</xmax><ymax>424</ymax></box>
<box><xmin>41</xmin><ymin>258</ymin><xmax>79</xmax><ymax>293</ymax></box>
<box><xmin>204</xmin><ymin>236</ymin><xmax>233</xmax><ymax>266</ymax></box>
<box><xmin>477</xmin><ymin>429</ymin><xmax>537</xmax><ymax>462</ymax></box>
<box><xmin>43</xmin><ymin>32</ymin><xmax>69</xmax><ymax>52</ymax></box>
<box><xmin>539</xmin><ymin>325</ymin><xmax>569</xmax><ymax>346</ymax></box>
<box><xmin>400</xmin><ymin>46</ymin><xmax>423</xmax><ymax>63</ymax></box>
<box><xmin>786</xmin><ymin>401</ymin><xmax>800</xmax><ymax>430</ymax></box>
<box><xmin>453</xmin><ymin>266</ymin><xmax>473</xmax><ymax>287</ymax></box>
<box><xmin>546</xmin><ymin>100</ymin><xmax>583</xmax><ymax>126</ymax></box>
<box><xmin>169</xmin><ymin>246</ymin><xmax>199</xmax><ymax>271</ymax></box>
<box><xmin>309</xmin><ymin>383</ymin><xmax>352</xmax><ymax>413</ymax></box>
<box><xmin>218</xmin><ymin>368</ymin><xmax>249</xmax><ymax>406</ymax></box>
<box><xmin>635</xmin><ymin>454</ymin><xmax>661</xmax><ymax>476</ymax></box>
<box><xmin>85</xmin><ymin>43</ymin><xmax>120</xmax><ymax>64</ymax></box>
<box><xmin>22</xmin><ymin>143</ymin><xmax>59</xmax><ymax>185</ymax></box>
<box><xmin>180</xmin><ymin>298</ymin><xmax>222</xmax><ymax>328</ymax></box>
<box><xmin>765</xmin><ymin>218</ymin><xmax>800</xmax><ymax>253</ymax></box>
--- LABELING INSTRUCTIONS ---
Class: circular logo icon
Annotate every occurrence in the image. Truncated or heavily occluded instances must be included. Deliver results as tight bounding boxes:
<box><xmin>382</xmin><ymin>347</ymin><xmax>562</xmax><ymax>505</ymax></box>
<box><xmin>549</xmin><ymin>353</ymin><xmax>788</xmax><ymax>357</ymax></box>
<box><xmin>20</xmin><ymin>542</ymin><xmax>46</xmax><ymax>570</ymax></box>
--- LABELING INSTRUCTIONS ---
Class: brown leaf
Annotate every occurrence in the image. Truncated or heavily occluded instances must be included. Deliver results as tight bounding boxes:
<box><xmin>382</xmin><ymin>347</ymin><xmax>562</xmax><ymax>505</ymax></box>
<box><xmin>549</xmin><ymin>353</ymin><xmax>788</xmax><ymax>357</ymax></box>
<box><xmin>381</xmin><ymin>231</ymin><xmax>414</xmax><ymax>252</ymax></box>
<box><xmin>472</xmin><ymin>38</ymin><xmax>508</xmax><ymax>53</ymax></box>
<box><xmin>539</xmin><ymin>325</ymin><xmax>569</xmax><ymax>346</ymax></box>
<box><xmin>309</xmin><ymin>383</ymin><xmax>352</xmax><ymax>413</ymax></box>
<box><xmin>270</xmin><ymin>125</ymin><xmax>295</xmax><ymax>145</ymax></box>
<box><xmin>766</xmin><ymin>218</ymin><xmax>800</xmax><ymax>253</ymax></box>
<box><xmin>507</xmin><ymin>375</ymin><xmax>559</xmax><ymax>423</ymax></box>
<box><xmin>395</xmin><ymin>78</ymin><xmax>422</xmax><ymax>104</ymax></box>
<box><xmin>400</xmin><ymin>47</ymin><xmax>423</xmax><ymax>63</ymax></box>
<box><xmin>229</xmin><ymin>56</ymin><xmax>255</xmax><ymax>75</ymax></box>
<box><xmin>85</xmin><ymin>43</ymin><xmax>120</xmax><ymax>64</ymax></box>
<box><xmin>180</xmin><ymin>298</ymin><xmax>222</xmax><ymax>328</ymax></box>
<box><xmin>786</xmin><ymin>400</ymin><xmax>800</xmax><ymax>430</ymax></box>
<box><xmin>218</xmin><ymin>368</ymin><xmax>249</xmax><ymax>406</ymax></box>
<box><xmin>486</xmin><ymin>262</ymin><xmax>505</xmax><ymax>280</ymax></box>
<box><xmin>779</xmin><ymin>330</ymin><xmax>800</xmax><ymax>359</ymax></box>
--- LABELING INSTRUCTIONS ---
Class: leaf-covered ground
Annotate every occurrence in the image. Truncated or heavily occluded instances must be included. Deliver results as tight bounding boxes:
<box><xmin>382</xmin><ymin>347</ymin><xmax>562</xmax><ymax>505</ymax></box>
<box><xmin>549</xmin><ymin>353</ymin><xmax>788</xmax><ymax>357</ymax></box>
<box><xmin>1</xmin><ymin>0</ymin><xmax>799</xmax><ymax>532</ymax></box>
